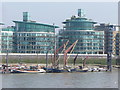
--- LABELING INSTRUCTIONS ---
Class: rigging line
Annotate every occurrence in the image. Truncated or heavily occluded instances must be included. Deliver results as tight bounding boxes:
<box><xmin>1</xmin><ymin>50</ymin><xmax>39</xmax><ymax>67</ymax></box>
<box><xmin>66</xmin><ymin>40</ymin><xmax>78</xmax><ymax>65</ymax></box>
<box><xmin>55</xmin><ymin>40</ymin><xmax>69</xmax><ymax>66</ymax></box>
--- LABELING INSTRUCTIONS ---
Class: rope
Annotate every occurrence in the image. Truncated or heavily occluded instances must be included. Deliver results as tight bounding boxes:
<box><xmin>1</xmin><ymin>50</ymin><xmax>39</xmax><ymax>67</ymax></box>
<box><xmin>66</xmin><ymin>40</ymin><xmax>78</xmax><ymax>65</ymax></box>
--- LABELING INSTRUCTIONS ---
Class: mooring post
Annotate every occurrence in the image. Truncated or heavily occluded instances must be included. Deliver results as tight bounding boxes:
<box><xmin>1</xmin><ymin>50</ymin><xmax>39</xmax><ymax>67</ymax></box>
<box><xmin>46</xmin><ymin>51</ymin><xmax>48</xmax><ymax>71</ymax></box>
<box><xmin>107</xmin><ymin>52</ymin><xmax>112</xmax><ymax>71</ymax></box>
<box><xmin>5</xmin><ymin>50</ymin><xmax>9</xmax><ymax>73</ymax></box>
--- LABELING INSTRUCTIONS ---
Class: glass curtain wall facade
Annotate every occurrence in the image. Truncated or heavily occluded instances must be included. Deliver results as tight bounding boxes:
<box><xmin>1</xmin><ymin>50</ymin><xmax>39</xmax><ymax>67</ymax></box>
<box><xmin>113</xmin><ymin>31</ymin><xmax>118</xmax><ymax>55</ymax></box>
<box><xmin>59</xmin><ymin>30</ymin><xmax>104</xmax><ymax>54</ymax></box>
<box><xmin>116</xmin><ymin>31</ymin><xmax>120</xmax><ymax>56</ymax></box>
<box><xmin>59</xmin><ymin>9</ymin><xmax>104</xmax><ymax>54</ymax></box>
<box><xmin>63</xmin><ymin>17</ymin><xmax>95</xmax><ymax>30</ymax></box>
<box><xmin>13</xmin><ymin>12</ymin><xmax>58</xmax><ymax>53</ymax></box>
<box><xmin>1</xmin><ymin>26</ymin><xmax>14</xmax><ymax>53</ymax></box>
<box><xmin>95</xmin><ymin>24</ymin><xmax>115</xmax><ymax>54</ymax></box>
<box><xmin>0</xmin><ymin>26</ymin><xmax>1</xmax><ymax>53</ymax></box>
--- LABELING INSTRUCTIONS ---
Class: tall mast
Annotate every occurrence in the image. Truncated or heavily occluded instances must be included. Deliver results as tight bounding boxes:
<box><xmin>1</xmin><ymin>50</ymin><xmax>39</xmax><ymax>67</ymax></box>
<box><xmin>64</xmin><ymin>40</ymin><xmax>78</xmax><ymax>67</ymax></box>
<box><xmin>55</xmin><ymin>40</ymin><xmax>69</xmax><ymax>68</ymax></box>
<box><xmin>107</xmin><ymin>52</ymin><xmax>112</xmax><ymax>71</ymax></box>
<box><xmin>6</xmin><ymin>34</ymin><xmax>9</xmax><ymax>73</ymax></box>
<box><xmin>46</xmin><ymin>50</ymin><xmax>48</xmax><ymax>71</ymax></box>
<box><xmin>83</xmin><ymin>56</ymin><xmax>88</xmax><ymax>68</ymax></box>
<box><xmin>53</xmin><ymin>23</ymin><xmax>56</xmax><ymax>69</ymax></box>
<box><xmin>73</xmin><ymin>53</ymin><xmax>78</xmax><ymax>68</ymax></box>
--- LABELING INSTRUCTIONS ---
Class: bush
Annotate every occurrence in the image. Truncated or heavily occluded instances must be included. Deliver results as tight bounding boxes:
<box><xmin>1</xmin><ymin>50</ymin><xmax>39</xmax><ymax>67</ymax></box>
<box><xmin>2</xmin><ymin>57</ymin><xmax>116</xmax><ymax>65</ymax></box>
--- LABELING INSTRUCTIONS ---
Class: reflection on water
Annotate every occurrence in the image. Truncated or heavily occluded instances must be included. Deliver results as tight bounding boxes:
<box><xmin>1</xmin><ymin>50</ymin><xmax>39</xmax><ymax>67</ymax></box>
<box><xmin>2</xmin><ymin>69</ymin><xmax>118</xmax><ymax>88</ymax></box>
<box><xmin>0</xmin><ymin>74</ymin><xmax>2</xmax><ymax>89</ymax></box>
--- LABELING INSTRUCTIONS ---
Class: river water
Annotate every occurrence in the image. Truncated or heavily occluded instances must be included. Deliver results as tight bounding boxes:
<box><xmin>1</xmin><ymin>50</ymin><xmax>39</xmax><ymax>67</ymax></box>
<box><xmin>1</xmin><ymin>68</ymin><xmax>118</xmax><ymax>88</ymax></box>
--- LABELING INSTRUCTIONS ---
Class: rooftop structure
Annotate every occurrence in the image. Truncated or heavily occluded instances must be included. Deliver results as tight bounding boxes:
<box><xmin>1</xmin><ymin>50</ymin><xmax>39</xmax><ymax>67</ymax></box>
<box><xmin>63</xmin><ymin>9</ymin><xmax>96</xmax><ymax>30</ymax></box>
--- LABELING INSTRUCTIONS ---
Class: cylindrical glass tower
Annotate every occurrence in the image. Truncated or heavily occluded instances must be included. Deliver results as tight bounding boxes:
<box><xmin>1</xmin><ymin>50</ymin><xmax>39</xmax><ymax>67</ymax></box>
<box><xmin>59</xmin><ymin>9</ymin><xmax>104</xmax><ymax>54</ymax></box>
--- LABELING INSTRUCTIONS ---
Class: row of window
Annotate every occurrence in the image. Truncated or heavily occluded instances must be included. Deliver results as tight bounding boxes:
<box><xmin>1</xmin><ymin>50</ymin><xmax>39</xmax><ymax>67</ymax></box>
<box><xmin>17</xmin><ymin>50</ymin><xmax>53</xmax><ymax>53</ymax></box>
<box><xmin>16</xmin><ymin>33</ymin><xmax>54</xmax><ymax>37</ymax></box>
<box><xmin>60</xmin><ymin>39</ymin><xmax>104</xmax><ymax>43</ymax></box>
<box><xmin>63</xmin><ymin>35</ymin><xmax>104</xmax><ymax>39</ymax></box>
<box><xmin>75</xmin><ymin>47</ymin><xmax>103</xmax><ymax>50</ymax></box>
<box><xmin>65</xmin><ymin>22</ymin><xmax>93</xmax><ymax>30</ymax></box>
<box><xmin>2</xmin><ymin>37</ymin><xmax>13</xmax><ymax>41</ymax></box>
<box><xmin>17</xmin><ymin>23</ymin><xmax>54</xmax><ymax>32</ymax></box>
<box><xmin>17</xmin><ymin>45</ymin><xmax>53</xmax><ymax>49</ymax></box>
<box><xmin>72</xmin><ymin>51</ymin><xmax>103</xmax><ymax>54</ymax></box>
<box><xmin>18</xmin><ymin>23</ymin><xmax>54</xmax><ymax>29</ymax></box>
<box><xmin>76</xmin><ymin>43</ymin><xmax>103</xmax><ymax>46</ymax></box>
<box><xmin>2</xmin><ymin>46</ymin><xmax>13</xmax><ymax>48</ymax></box>
<box><xmin>2</xmin><ymin>33</ymin><xmax>13</xmax><ymax>36</ymax></box>
<box><xmin>16</xmin><ymin>42</ymin><xmax>53</xmax><ymax>45</ymax></box>
<box><xmin>61</xmin><ymin>31</ymin><xmax>104</xmax><ymax>35</ymax></box>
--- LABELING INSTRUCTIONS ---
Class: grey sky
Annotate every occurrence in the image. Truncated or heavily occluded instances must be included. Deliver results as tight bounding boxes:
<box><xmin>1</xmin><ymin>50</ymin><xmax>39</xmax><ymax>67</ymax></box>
<box><xmin>2</xmin><ymin>2</ymin><xmax>118</xmax><ymax>28</ymax></box>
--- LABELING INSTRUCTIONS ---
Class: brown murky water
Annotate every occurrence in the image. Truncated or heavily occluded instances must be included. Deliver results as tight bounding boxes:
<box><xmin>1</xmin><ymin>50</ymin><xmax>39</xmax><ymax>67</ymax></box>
<box><xmin>1</xmin><ymin>68</ymin><xmax>118</xmax><ymax>88</ymax></box>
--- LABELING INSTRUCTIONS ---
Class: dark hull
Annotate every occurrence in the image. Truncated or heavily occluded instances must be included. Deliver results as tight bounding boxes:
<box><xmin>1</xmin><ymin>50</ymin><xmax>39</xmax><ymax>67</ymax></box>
<box><xmin>10</xmin><ymin>70</ymin><xmax>41</xmax><ymax>73</ymax></box>
<box><xmin>11</xmin><ymin>70</ymin><xmax>27</xmax><ymax>73</ymax></box>
<box><xmin>44</xmin><ymin>68</ymin><xmax>70</xmax><ymax>73</ymax></box>
<box><xmin>71</xmin><ymin>69</ymin><xmax>88</xmax><ymax>72</ymax></box>
<box><xmin>44</xmin><ymin>68</ymin><xmax>88</xmax><ymax>73</ymax></box>
<box><xmin>46</xmin><ymin>69</ymin><xmax>69</xmax><ymax>73</ymax></box>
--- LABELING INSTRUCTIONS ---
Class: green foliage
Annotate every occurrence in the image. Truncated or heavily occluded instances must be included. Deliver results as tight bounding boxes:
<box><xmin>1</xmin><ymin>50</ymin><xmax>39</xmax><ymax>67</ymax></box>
<box><xmin>2</xmin><ymin>57</ymin><xmax>116</xmax><ymax>65</ymax></box>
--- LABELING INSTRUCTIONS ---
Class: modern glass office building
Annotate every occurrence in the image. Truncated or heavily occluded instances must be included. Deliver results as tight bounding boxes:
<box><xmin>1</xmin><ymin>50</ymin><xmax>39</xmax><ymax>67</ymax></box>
<box><xmin>13</xmin><ymin>12</ymin><xmax>58</xmax><ymax>53</ymax></box>
<box><xmin>116</xmin><ymin>31</ymin><xmax>120</xmax><ymax>56</ymax></box>
<box><xmin>95</xmin><ymin>24</ymin><xmax>117</xmax><ymax>54</ymax></box>
<box><xmin>1</xmin><ymin>26</ymin><xmax>15</xmax><ymax>53</ymax></box>
<box><xmin>0</xmin><ymin>23</ymin><xmax>3</xmax><ymax>53</ymax></box>
<box><xmin>113</xmin><ymin>31</ymin><xmax>118</xmax><ymax>55</ymax></box>
<box><xmin>0</xmin><ymin>12</ymin><xmax>58</xmax><ymax>54</ymax></box>
<box><xmin>59</xmin><ymin>9</ymin><xmax>104</xmax><ymax>54</ymax></box>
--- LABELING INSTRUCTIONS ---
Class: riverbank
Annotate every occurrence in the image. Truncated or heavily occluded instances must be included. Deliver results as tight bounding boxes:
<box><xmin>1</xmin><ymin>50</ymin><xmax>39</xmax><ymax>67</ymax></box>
<box><xmin>2</xmin><ymin>58</ymin><xmax>117</xmax><ymax>65</ymax></box>
<box><xmin>1</xmin><ymin>63</ymin><xmax>119</xmax><ymax>69</ymax></box>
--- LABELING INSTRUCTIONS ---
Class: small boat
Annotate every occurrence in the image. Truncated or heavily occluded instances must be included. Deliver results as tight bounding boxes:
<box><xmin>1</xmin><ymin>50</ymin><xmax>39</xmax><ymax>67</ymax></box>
<box><xmin>71</xmin><ymin>68</ymin><xmax>88</xmax><ymax>72</ymax></box>
<box><xmin>43</xmin><ymin>67</ymin><xmax>66</xmax><ymax>73</ymax></box>
<box><xmin>46</xmin><ymin>68</ymin><xmax>62</xmax><ymax>73</ymax></box>
<box><xmin>11</xmin><ymin>69</ymin><xmax>46</xmax><ymax>73</ymax></box>
<box><xmin>113</xmin><ymin>65</ymin><xmax>120</xmax><ymax>68</ymax></box>
<box><xmin>98</xmin><ymin>68</ymin><xmax>108</xmax><ymax>72</ymax></box>
<box><xmin>43</xmin><ymin>67</ymin><xmax>71</xmax><ymax>73</ymax></box>
<box><xmin>88</xmin><ymin>68</ymin><xmax>107</xmax><ymax>72</ymax></box>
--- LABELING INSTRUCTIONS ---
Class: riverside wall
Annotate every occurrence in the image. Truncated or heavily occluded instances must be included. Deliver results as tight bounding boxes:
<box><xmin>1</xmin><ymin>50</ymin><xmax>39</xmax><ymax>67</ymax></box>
<box><xmin>0</xmin><ymin>53</ymin><xmax>108</xmax><ymax>61</ymax></box>
<box><xmin>0</xmin><ymin>53</ymin><xmax>119</xmax><ymax>65</ymax></box>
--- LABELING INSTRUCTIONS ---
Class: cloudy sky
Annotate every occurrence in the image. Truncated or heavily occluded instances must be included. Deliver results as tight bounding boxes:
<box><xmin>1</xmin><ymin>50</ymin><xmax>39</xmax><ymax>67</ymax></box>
<box><xmin>1</xmin><ymin>1</ymin><xmax>118</xmax><ymax>28</ymax></box>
